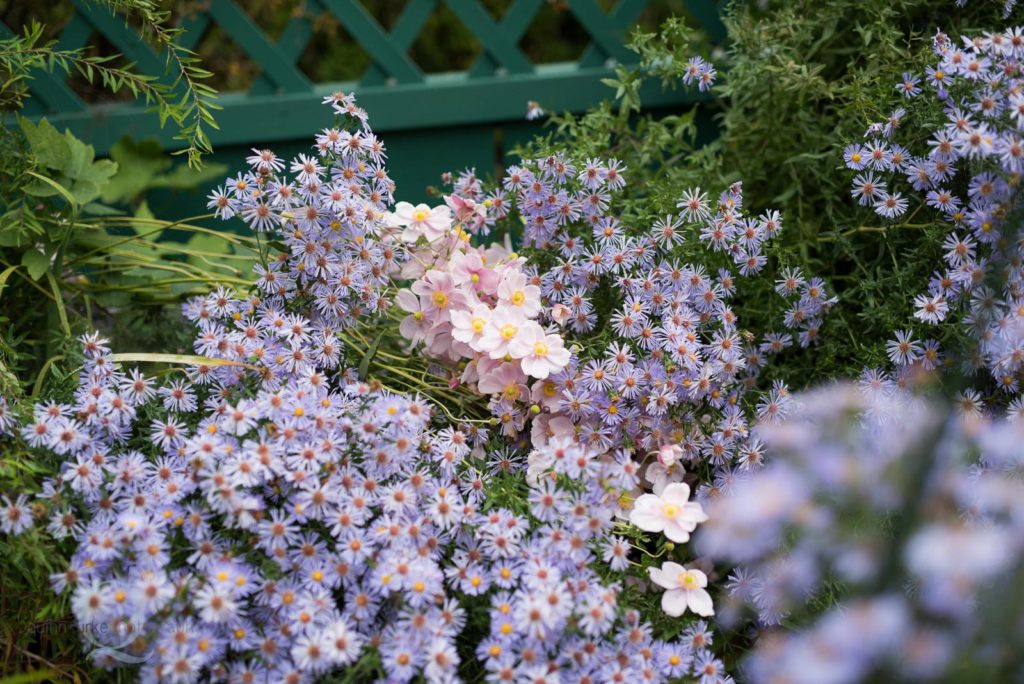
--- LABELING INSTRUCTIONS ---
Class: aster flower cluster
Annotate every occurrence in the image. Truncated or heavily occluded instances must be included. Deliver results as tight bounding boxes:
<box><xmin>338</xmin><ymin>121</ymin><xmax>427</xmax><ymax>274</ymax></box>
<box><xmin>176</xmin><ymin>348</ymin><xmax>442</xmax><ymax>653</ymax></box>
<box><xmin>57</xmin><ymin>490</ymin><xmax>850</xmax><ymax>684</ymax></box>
<box><xmin>11</xmin><ymin>333</ymin><xmax>721</xmax><ymax>683</ymax></box>
<box><xmin>482</xmin><ymin>156</ymin><xmax>831</xmax><ymax>498</ymax></box>
<box><xmin>205</xmin><ymin>92</ymin><xmax>401</xmax><ymax>333</ymax></box>
<box><xmin>0</xmin><ymin>95</ymin><xmax>737</xmax><ymax>683</ymax></box>
<box><xmin>845</xmin><ymin>26</ymin><xmax>1024</xmax><ymax>406</ymax></box>
<box><xmin>682</xmin><ymin>55</ymin><xmax>717</xmax><ymax>92</ymax></box>
<box><xmin>696</xmin><ymin>384</ymin><xmax>1024</xmax><ymax>683</ymax></box>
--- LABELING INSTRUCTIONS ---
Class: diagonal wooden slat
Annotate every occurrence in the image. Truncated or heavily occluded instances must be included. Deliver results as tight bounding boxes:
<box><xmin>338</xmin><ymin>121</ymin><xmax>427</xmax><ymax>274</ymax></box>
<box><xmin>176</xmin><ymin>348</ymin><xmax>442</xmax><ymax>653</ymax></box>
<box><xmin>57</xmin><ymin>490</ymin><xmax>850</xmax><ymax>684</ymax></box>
<box><xmin>70</xmin><ymin>0</ymin><xmax>167</xmax><ymax>76</ymax></box>
<box><xmin>684</xmin><ymin>0</ymin><xmax>728</xmax><ymax>44</ymax></box>
<box><xmin>247</xmin><ymin>0</ymin><xmax>323</xmax><ymax>96</ymax></box>
<box><xmin>54</xmin><ymin>13</ymin><xmax>94</xmax><ymax>54</ymax></box>
<box><xmin>177</xmin><ymin>11</ymin><xmax>213</xmax><ymax>52</ymax></box>
<box><xmin>564</xmin><ymin>0</ymin><xmax>633</xmax><ymax>64</ymax></box>
<box><xmin>361</xmin><ymin>0</ymin><xmax>439</xmax><ymax>86</ymax></box>
<box><xmin>206</xmin><ymin>0</ymin><xmax>312</xmax><ymax>93</ymax></box>
<box><xmin>467</xmin><ymin>0</ymin><xmax>542</xmax><ymax>78</ymax></box>
<box><xmin>319</xmin><ymin>0</ymin><xmax>424</xmax><ymax>83</ymax></box>
<box><xmin>0</xmin><ymin>21</ymin><xmax>86</xmax><ymax>113</ymax></box>
<box><xmin>444</xmin><ymin>0</ymin><xmax>532</xmax><ymax>74</ymax></box>
<box><xmin>577</xmin><ymin>0</ymin><xmax>645</xmax><ymax>68</ymax></box>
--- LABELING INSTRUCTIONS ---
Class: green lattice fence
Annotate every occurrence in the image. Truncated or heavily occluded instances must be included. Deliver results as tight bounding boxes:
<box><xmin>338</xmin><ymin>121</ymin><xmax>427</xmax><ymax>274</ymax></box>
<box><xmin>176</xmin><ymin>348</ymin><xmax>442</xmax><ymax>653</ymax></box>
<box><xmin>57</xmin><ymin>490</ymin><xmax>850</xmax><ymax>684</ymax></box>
<box><xmin>5</xmin><ymin>0</ymin><xmax>726</xmax><ymax>208</ymax></box>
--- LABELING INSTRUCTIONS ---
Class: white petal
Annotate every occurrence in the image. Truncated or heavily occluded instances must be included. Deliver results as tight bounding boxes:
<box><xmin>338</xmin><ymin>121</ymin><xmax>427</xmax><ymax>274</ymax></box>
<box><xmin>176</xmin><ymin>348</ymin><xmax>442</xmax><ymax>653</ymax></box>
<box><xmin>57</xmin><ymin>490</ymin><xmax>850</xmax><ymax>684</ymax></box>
<box><xmin>689</xmin><ymin>568</ymin><xmax>708</xmax><ymax>588</ymax></box>
<box><xmin>661</xmin><ymin>482</ymin><xmax>692</xmax><ymax>506</ymax></box>
<box><xmin>647</xmin><ymin>566</ymin><xmax>672</xmax><ymax>589</ymax></box>
<box><xmin>661</xmin><ymin>589</ymin><xmax>688</xmax><ymax>617</ymax></box>
<box><xmin>661</xmin><ymin>519</ymin><xmax>692</xmax><ymax>543</ymax></box>
<box><xmin>687</xmin><ymin>588</ymin><xmax>715</xmax><ymax>617</ymax></box>
<box><xmin>661</xmin><ymin>561</ymin><xmax>685</xmax><ymax>576</ymax></box>
<box><xmin>682</xmin><ymin>502</ymin><xmax>709</xmax><ymax>525</ymax></box>
<box><xmin>629</xmin><ymin>497</ymin><xmax>665</xmax><ymax>532</ymax></box>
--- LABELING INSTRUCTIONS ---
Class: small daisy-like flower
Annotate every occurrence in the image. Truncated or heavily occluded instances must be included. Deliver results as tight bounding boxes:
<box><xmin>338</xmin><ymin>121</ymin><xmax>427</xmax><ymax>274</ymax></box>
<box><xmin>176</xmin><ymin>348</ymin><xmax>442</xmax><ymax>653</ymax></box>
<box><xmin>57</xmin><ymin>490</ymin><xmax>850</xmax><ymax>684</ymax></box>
<box><xmin>648</xmin><ymin>562</ymin><xmax>714</xmax><ymax>617</ymax></box>
<box><xmin>913</xmin><ymin>293</ymin><xmax>949</xmax><ymax>324</ymax></box>
<box><xmin>629</xmin><ymin>482</ymin><xmax>708</xmax><ymax>543</ymax></box>
<box><xmin>887</xmin><ymin>329</ymin><xmax>924</xmax><ymax>367</ymax></box>
<box><xmin>0</xmin><ymin>494</ymin><xmax>32</xmax><ymax>535</ymax></box>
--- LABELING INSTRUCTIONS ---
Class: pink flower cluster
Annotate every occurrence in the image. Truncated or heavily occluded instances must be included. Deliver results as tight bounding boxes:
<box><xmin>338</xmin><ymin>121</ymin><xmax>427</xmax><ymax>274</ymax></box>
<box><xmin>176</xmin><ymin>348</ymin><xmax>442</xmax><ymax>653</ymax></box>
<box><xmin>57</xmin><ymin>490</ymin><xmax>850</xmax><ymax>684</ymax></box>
<box><xmin>394</xmin><ymin>217</ymin><xmax>570</xmax><ymax>418</ymax></box>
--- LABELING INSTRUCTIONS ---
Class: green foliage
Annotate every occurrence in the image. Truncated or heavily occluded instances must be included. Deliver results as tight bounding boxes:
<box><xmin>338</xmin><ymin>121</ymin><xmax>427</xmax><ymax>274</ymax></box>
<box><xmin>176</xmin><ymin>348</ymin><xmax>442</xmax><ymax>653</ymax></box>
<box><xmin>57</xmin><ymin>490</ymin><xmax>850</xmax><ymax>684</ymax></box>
<box><xmin>1</xmin><ymin>1</ymin><xmax>219</xmax><ymax>170</ymax></box>
<box><xmin>0</xmin><ymin>4</ymin><xmax>235</xmax><ymax>677</ymax></box>
<box><xmin>711</xmin><ymin>0</ymin><xmax>1013</xmax><ymax>383</ymax></box>
<box><xmin>518</xmin><ymin>0</ymin><xmax>1013</xmax><ymax>391</ymax></box>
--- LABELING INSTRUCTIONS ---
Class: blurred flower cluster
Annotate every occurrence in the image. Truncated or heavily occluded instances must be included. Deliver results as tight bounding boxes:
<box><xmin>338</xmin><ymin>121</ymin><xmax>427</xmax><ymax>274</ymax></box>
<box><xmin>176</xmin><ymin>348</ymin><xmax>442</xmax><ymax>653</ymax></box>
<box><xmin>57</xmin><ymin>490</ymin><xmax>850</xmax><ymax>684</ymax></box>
<box><xmin>698</xmin><ymin>383</ymin><xmax>1024</xmax><ymax>683</ymax></box>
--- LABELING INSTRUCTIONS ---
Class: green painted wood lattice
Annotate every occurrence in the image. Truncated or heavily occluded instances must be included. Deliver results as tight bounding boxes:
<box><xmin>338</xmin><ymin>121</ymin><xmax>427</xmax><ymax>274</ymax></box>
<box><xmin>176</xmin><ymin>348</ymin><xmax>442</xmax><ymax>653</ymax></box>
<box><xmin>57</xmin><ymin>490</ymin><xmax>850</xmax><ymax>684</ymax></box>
<box><xmin>5</xmin><ymin>0</ymin><xmax>726</xmax><ymax>157</ymax></box>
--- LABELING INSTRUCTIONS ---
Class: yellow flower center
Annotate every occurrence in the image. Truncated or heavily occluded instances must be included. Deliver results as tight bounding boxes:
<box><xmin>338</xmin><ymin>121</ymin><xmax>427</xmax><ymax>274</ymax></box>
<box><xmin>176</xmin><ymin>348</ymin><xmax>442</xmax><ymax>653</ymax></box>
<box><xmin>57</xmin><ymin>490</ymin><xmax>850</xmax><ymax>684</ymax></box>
<box><xmin>471</xmin><ymin>318</ymin><xmax>486</xmax><ymax>333</ymax></box>
<box><xmin>511</xmin><ymin>290</ymin><xmax>526</xmax><ymax>306</ymax></box>
<box><xmin>432</xmin><ymin>291</ymin><xmax>449</xmax><ymax>307</ymax></box>
<box><xmin>532</xmin><ymin>341</ymin><xmax>549</xmax><ymax>357</ymax></box>
<box><xmin>501</xmin><ymin>324</ymin><xmax>517</xmax><ymax>340</ymax></box>
<box><xmin>663</xmin><ymin>504</ymin><xmax>679</xmax><ymax>517</ymax></box>
<box><xmin>412</xmin><ymin>208</ymin><xmax>430</xmax><ymax>222</ymax></box>
<box><xmin>678</xmin><ymin>571</ymin><xmax>699</xmax><ymax>589</ymax></box>
<box><xmin>413</xmin><ymin>581</ymin><xmax>426</xmax><ymax>593</ymax></box>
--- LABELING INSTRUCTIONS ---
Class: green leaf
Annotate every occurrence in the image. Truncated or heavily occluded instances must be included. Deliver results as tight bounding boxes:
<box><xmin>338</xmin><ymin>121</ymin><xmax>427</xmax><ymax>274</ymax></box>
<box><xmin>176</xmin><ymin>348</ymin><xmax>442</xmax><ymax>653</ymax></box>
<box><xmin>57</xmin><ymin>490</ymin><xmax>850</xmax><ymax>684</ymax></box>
<box><xmin>21</xmin><ymin>247</ymin><xmax>49</xmax><ymax>281</ymax></box>
<box><xmin>149</xmin><ymin>160</ymin><xmax>227</xmax><ymax>190</ymax></box>
<box><xmin>25</xmin><ymin>170</ymin><xmax>78</xmax><ymax>209</ymax></box>
<box><xmin>69</xmin><ymin>178</ymin><xmax>102</xmax><ymax>205</ymax></box>
<box><xmin>18</xmin><ymin>116</ymin><xmax>71</xmax><ymax>171</ymax></box>
<box><xmin>358</xmin><ymin>333</ymin><xmax>384</xmax><ymax>380</ymax></box>
<box><xmin>63</xmin><ymin>128</ymin><xmax>97</xmax><ymax>178</ymax></box>
<box><xmin>0</xmin><ymin>669</ymin><xmax>58</xmax><ymax>684</ymax></box>
<box><xmin>110</xmin><ymin>353</ymin><xmax>257</xmax><ymax>370</ymax></box>
<box><xmin>0</xmin><ymin>265</ymin><xmax>21</xmax><ymax>299</ymax></box>
<box><xmin>133</xmin><ymin>199</ymin><xmax>158</xmax><ymax>236</ymax></box>
<box><xmin>82</xmin><ymin>201</ymin><xmax>124</xmax><ymax>216</ymax></box>
<box><xmin>31</xmin><ymin>354</ymin><xmax>64</xmax><ymax>398</ymax></box>
<box><xmin>45</xmin><ymin>270</ymin><xmax>71</xmax><ymax>336</ymax></box>
<box><xmin>100</xmin><ymin>136</ymin><xmax>168</xmax><ymax>204</ymax></box>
